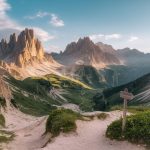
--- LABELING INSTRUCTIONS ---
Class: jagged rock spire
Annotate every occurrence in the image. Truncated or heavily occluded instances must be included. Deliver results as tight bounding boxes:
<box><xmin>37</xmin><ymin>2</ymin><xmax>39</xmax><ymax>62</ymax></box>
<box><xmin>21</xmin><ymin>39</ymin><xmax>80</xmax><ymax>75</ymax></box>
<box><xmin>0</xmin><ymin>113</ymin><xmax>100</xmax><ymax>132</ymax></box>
<box><xmin>0</xmin><ymin>28</ymin><xmax>45</xmax><ymax>67</ymax></box>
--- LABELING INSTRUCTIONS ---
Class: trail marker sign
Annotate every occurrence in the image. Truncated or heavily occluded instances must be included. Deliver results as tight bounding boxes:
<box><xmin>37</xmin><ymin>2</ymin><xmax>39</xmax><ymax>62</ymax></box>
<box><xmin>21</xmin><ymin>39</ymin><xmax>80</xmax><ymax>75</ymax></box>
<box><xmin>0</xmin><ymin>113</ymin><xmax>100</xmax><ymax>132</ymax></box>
<box><xmin>120</xmin><ymin>88</ymin><xmax>134</xmax><ymax>134</ymax></box>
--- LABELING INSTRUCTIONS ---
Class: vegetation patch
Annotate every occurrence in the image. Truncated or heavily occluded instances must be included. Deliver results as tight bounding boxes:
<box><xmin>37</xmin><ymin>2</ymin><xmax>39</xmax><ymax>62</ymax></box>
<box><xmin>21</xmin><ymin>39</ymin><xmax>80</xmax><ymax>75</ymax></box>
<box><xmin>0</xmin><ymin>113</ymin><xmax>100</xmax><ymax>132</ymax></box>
<box><xmin>6</xmin><ymin>74</ymin><xmax>96</xmax><ymax>115</ymax></box>
<box><xmin>46</xmin><ymin>109</ymin><xmax>82</xmax><ymax>137</ymax></box>
<box><xmin>0</xmin><ymin>114</ymin><xmax>5</xmax><ymax>128</ymax></box>
<box><xmin>82</xmin><ymin>112</ymin><xmax>109</xmax><ymax>120</ymax></box>
<box><xmin>12</xmin><ymin>92</ymin><xmax>56</xmax><ymax>116</ymax></box>
<box><xmin>110</xmin><ymin>105</ymin><xmax>150</xmax><ymax>113</ymax></box>
<box><xmin>0</xmin><ymin>130</ymin><xmax>14</xmax><ymax>143</ymax></box>
<box><xmin>97</xmin><ymin>113</ymin><xmax>109</xmax><ymax>120</ymax></box>
<box><xmin>0</xmin><ymin>97</ymin><xmax>6</xmax><ymax>108</ymax></box>
<box><xmin>106</xmin><ymin>111</ymin><xmax>150</xmax><ymax>145</ymax></box>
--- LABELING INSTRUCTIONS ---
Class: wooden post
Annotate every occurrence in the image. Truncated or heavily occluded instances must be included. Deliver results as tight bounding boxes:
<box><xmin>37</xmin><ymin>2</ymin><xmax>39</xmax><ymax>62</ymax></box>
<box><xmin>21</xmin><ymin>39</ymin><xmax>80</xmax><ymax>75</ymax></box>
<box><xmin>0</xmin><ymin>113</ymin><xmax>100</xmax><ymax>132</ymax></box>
<box><xmin>120</xmin><ymin>88</ymin><xmax>134</xmax><ymax>135</ymax></box>
<box><xmin>122</xmin><ymin>98</ymin><xmax>127</xmax><ymax>133</ymax></box>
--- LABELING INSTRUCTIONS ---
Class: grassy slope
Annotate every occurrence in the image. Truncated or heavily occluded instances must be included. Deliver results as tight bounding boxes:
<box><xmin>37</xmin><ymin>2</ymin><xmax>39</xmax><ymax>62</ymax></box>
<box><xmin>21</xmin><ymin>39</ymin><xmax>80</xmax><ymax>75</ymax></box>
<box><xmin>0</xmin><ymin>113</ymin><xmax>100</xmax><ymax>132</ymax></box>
<box><xmin>6</xmin><ymin>74</ymin><xmax>97</xmax><ymax>116</ymax></box>
<box><xmin>74</xmin><ymin>65</ymin><xmax>107</xmax><ymax>88</ymax></box>
<box><xmin>102</xmin><ymin>73</ymin><xmax>150</xmax><ymax>108</ymax></box>
<box><xmin>74</xmin><ymin>64</ymin><xmax>150</xmax><ymax>89</ymax></box>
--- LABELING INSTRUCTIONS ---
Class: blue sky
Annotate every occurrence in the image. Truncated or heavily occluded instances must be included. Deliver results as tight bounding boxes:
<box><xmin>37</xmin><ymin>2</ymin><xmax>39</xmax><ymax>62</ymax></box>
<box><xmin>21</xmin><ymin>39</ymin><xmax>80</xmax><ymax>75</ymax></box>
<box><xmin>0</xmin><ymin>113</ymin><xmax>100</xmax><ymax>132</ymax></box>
<box><xmin>0</xmin><ymin>0</ymin><xmax>150</xmax><ymax>53</ymax></box>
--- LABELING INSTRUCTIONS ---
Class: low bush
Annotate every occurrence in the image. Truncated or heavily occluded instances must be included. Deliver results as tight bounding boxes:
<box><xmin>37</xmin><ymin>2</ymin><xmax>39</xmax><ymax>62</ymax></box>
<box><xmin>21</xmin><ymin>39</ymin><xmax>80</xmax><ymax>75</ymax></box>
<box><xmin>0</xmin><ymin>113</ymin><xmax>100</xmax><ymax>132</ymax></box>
<box><xmin>106</xmin><ymin>111</ymin><xmax>150</xmax><ymax>145</ymax></box>
<box><xmin>46</xmin><ymin>109</ymin><xmax>82</xmax><ymax>136</ymax></box>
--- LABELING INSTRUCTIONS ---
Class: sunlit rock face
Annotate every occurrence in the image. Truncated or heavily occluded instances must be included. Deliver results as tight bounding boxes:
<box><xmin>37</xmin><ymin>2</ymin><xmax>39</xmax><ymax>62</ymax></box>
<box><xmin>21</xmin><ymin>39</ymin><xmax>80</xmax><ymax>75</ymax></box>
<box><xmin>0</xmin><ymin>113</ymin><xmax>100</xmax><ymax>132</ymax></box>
<box><xmin>0</xmin><ymin>28</ymin><xmax>61</xmax><ymax>78</ymax></box>
<box><xmin>53</xmin><ymin>37</ymin><xmax>120</xmax><ymax>68</ymax></box>
<box><xmin>0</xmin><ymin>28</ymin><xmax>46</xmax><ymax>67</ymax></box>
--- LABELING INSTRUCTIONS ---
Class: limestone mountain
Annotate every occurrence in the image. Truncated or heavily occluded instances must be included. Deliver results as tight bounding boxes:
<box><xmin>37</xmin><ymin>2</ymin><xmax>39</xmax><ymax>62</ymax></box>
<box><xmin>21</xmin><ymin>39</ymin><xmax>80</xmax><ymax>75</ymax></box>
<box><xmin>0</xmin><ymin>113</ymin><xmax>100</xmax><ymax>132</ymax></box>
<box><xmin>53</xmin><ymin>37</ymin><xmax>120</xmax><ymax>68</ymax></box>
<box><xmin>0</xmin><ymin>28</ymin><xmax>46</xmax><ymax>67</ymax></box>
<box><xmin>0</xmin><ymin>28</ymin><xmax>60</xmax><ymax>78</ymax></box>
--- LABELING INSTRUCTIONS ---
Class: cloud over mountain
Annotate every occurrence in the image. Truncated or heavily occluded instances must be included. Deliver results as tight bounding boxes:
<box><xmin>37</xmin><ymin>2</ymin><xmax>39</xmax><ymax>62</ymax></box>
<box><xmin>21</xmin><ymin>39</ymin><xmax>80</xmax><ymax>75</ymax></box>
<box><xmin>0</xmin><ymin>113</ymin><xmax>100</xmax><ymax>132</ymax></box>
<box><xmin>50</xmin><ymin>14</ymin><xmax>64</xmax><ymax>27</ymax></box>
<box><xmin>89</xmin><ymin>33</ymin><xmax>121</xmax><ymax>41</ymax></box>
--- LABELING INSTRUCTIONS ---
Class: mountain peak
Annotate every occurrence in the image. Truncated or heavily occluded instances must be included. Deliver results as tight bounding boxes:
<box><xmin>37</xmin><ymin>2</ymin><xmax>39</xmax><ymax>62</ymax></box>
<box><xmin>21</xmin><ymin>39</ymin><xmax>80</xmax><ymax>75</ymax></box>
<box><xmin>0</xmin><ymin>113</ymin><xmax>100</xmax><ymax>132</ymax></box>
<box><xmin>78</xmin><ymin>37</ymin><xmax>91</xmax><ymax>43</ymax></box>
<box><xmin>0</xmin><ymin>28</ymin><xmax>45</xmax><ymax>67</ymax></box>
<box><xmin>54</xmin><ymin>37</ymin><xmax>120</xmax><ymax>68</ymax></box>
<box><xmin>64</xmin><ymin>36</ymin><xmax>96</xmax><ymax>55</ymax></box>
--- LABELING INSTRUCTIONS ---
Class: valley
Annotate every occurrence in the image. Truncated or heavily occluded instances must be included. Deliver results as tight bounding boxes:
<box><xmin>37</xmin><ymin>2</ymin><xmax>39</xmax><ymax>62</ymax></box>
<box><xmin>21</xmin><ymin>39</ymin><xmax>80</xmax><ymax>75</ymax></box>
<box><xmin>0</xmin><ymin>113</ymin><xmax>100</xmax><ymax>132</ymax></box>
<box><xmin>0</xmin><ymin>28</ymin><xmax>149</xmax><ymax>150</ymax></box>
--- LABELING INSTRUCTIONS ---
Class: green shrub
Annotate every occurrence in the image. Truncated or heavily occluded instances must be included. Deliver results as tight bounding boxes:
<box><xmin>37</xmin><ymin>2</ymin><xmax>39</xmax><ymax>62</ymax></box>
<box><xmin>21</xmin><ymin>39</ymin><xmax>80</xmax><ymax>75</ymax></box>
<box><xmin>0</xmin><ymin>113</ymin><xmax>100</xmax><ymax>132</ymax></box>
<box><xmin>0</xmin><ymin>114</ymin><xmax>5</xmax><ymax>127</ymax></box>
<box><xmin>46</xmin><ymin>109</ymin><xmax>82</xmax><ymax>136</ymax></box>
<box><xmin>106</xmin><ymin>111</ymin><xmax>150</xmax><ymax>145</ymax></box>
<box><xmin>106</xmin><ymin>119</ymin><xmax>122</xmax><ymax>140</ymax></box>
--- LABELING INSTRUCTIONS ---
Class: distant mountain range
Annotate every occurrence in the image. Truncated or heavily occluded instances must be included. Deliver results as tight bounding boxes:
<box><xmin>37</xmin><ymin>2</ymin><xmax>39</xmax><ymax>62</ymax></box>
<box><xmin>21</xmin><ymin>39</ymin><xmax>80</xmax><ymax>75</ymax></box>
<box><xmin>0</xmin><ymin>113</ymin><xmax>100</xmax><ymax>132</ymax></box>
<box><xmin>117</xmin><ymin>47</ymin><xmax>150</xmax><ymax>65</ymax></box>
<box><xmin>0</xmin><ymin>28</ymin><xmax>150</xmax><ymax>88</ymax></box>
<box><xmin>52</xmin><ymin>37</ymin><xmax>150</xmax><ymax>88</ymax></box>
<box><xmin>52</xmin><ymin>37</ymin><xmax>150</xmax><ymax>67</ymax></box>
<box><xmin>52</xmin><ymin>37</ymin><xmax>120</xmax><ymax>68</ymax></box>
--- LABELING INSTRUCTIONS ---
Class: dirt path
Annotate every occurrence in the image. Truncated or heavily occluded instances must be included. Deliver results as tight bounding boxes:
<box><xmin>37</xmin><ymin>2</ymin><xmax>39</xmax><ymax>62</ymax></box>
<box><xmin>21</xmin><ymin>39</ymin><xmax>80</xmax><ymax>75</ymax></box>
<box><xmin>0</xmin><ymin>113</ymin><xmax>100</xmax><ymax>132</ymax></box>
<box><xmin>41</xmin><ymin>111</ymin><xmax>145</xmax><ymax>150</ymax></box>
<box><xmin>2</xmin><ymin>110</ymin><xmax>145</xmax><ymax>150</ymax></box>
<box><xmin>1</xmin><ymin>108</ymin><xmax>50</xmax><ymax>150</ymax></box>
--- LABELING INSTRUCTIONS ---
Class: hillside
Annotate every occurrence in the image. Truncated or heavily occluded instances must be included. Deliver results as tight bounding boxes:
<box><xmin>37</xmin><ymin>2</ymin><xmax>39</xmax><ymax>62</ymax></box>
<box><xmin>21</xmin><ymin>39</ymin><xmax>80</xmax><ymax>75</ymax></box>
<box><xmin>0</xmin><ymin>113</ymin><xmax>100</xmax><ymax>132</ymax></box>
<box><xmin>101</xmin><ymin>73</ymin><xmax>150</xmax><ymax>108</ymax></box>
<box><xmin>0</xmin><ymin>68</ymin><xmax>97</xmax><ymax>116</ymax></box>
<box><xmin>52</xmin><ymin>40</ymin><xmax>150</xmax><ymax>89</ymax></box>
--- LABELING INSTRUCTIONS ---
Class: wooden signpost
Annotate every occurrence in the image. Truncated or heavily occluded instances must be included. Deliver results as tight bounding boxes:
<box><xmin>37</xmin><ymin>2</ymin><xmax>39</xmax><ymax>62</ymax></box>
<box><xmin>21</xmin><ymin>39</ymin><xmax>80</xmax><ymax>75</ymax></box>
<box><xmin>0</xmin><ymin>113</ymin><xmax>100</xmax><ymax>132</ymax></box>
<box><xmin>120</xmin><ymin>88</ymin><xmax>134</xmax><ymax>134</ymax></box>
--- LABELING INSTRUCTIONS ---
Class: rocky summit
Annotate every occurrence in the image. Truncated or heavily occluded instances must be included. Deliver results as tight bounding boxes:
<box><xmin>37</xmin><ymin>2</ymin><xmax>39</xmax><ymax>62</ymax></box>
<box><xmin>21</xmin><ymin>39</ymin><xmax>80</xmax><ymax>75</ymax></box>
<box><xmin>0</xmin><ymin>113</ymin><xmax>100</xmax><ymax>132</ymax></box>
<box><xmin>0</xmin><ymin>28</ymin><xmax>45</xmax><ymax>67</ymax></box>
<box><xmin>53</xmin><ymin>37</ymin><xmax>120</xmax><ymax>68</ymax></box>
<box><xmin>0</xmin><ymin>29</ymin><xmax>60</xmax><ymax>78</ymax></box>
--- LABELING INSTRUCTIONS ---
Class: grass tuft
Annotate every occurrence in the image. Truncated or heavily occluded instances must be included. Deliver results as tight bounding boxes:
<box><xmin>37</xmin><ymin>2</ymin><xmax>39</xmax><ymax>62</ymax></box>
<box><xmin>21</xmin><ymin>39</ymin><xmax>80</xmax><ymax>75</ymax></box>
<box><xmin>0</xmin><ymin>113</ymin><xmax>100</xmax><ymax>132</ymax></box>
<box><xmin>0</xmin><ymin>114</ymin><xmax>5</xmax><ymax>127</ymax></box>
<box><xmin>46</xmin><ymin>109</ymin><xmax>82</xmax><ymax>137</ymax></box>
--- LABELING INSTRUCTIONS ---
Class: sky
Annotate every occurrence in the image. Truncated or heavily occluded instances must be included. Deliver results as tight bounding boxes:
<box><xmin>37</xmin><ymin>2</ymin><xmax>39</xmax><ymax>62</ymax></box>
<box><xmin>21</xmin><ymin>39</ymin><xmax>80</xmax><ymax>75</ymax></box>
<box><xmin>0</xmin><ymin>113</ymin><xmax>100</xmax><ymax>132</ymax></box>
<box><xmin>0</xmin><ymin>0</ymin><xmax>150</xmax><ymax>53</ymax></box>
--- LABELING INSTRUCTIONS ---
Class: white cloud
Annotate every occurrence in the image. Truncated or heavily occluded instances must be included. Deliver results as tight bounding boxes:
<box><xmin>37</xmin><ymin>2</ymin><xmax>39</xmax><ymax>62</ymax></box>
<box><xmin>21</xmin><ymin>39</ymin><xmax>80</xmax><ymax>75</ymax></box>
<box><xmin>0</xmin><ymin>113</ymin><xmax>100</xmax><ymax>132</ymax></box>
<box><xmin>25</xmin><ymin>11</ymin><xmax>50</xmax><ymax>19</ymax></box>
<box><xmin>0</xmin><ymin>0</ymin><xmax>10</xmax><ymax>13</ymax></box>
<box><xmin>33</xmin><ymin>27</ymin><xmax>55</xmax><ymax>41</ymax></box>
<box><xmin>128</xmin><ymin>36</ymin><xmax>139</xmax><ymax>42</ymax></box>
<box><xmin>36</xmin><ymin>11</ymin><xmax>49</xmax><ymax>18</ymax></box>
<box><xmin>25</xmin><ymin>11</ymin><xmax>65</xmax><ymax>28</ymax></box>
<box><xmin>0</xmin><ymin>0</ymin><xmax>54</xmax><ymax>42</ymax></box>
<box><xmin>105</xmin><ymin>34</ymin><xmax>121</xmax><ymax>40</ymax></box>
<box><xmin>89</xmin><ymin>33</ymin><xmax>121</xmax><ymax>41</ymax></box>
<box><xmin>0</xmin><ymin>0</ymin><xmax>19</xmax><ymax>30</ymax></box>
<box><xmin>50</xmin><ymin>14</ymin><xmax>64</xmax><ymax>27</ymax></box>
<box><xmin>89</xmin><ymin>34</ymin><xmax>104</xmax><ymax>40</ymax></box>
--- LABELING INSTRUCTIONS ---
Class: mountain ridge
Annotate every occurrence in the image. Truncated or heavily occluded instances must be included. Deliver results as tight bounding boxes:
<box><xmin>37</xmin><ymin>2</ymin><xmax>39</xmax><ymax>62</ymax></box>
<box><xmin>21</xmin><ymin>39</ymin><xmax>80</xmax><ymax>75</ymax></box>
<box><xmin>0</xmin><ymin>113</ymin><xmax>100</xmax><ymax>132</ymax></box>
<box><xmin>53</xmin><ymin>37</ymin><xmax>121</xmax><ymax>68</ymax></box>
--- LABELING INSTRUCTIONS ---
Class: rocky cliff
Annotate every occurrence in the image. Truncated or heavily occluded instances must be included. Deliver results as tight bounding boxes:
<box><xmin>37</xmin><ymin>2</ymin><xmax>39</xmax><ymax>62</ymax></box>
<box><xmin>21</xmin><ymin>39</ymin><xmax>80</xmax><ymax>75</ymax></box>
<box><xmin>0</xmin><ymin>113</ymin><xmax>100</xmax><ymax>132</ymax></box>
<box><xmin>0</xmin><ymin>28</ymin><xmax>46</xmax><ymax>67</ymax></box>
<box><xmin>0</xmin><ymin>28</ymin><xmax>60</xmax><ymax>78</ymax></box>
